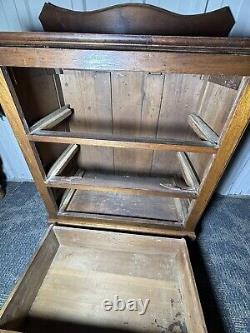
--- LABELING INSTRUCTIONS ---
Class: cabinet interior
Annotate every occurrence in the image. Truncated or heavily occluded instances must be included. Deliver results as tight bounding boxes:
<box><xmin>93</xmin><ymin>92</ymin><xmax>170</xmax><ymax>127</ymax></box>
<box><xmin>10</xmin><ymin>67</ymin><xmax>243</xmax><ymax>229</ymax></box>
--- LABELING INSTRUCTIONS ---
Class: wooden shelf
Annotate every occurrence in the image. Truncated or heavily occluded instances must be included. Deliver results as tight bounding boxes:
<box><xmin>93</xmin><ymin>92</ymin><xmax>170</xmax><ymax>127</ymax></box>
<box><xmin>188</xmin><ymin>113</ymin><xmax>219</xmax><ymax>144</ymax></box>
<box><xmin>47</xmin><ymin>144</ymin><xmax>79</xmax><ymax>178</ymax></box>
<box><xmin>46</xmin><ymin>170</ymin><xmax>197</xmax><ymax>199</ymax></box>
<box><xmin>58</xmin><ymin>185</ymin><xmax>183</xmax><ymax>227</ymax></box>
<box><xmin>29</xmin><ymin>130</ymin><xmax>218</xmax><ymax>153</ymax></box>
<box><xmin>30</xmin><ymin>105</ymin><xmax>72</xmax><ymax>133</ymax></box>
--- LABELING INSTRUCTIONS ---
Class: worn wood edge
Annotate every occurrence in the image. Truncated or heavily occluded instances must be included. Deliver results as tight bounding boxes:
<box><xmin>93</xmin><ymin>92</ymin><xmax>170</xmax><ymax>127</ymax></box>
<box><xmin>30</xmin><ymin>105</ymin><xmax>71</xmax><ymax>133</ymax></box>
<box><xmin>58</xmin><ymin>210</ymin><xmax>181</xmax><ymax>227</ymax></box>
<box><xmin>174</xmin><ymin>197</ymin><xmax>189</xmax><ymax>224</ymax></box>
<box><xmin>0</xmin><ymin>226</ymin><xmax>59</xmax><ymax>330</ymax></box>
<box><xmin>185</xmin><ymin>79</ymin><xmax>250</xmax><ymax>231</ymax></box>
<box><xmin>47</xmin><ymin>144</ymin><xmax>79</xmax><ymax>178</ymax></box>
<box><xmin>1</xmin><ymin>33</ymin><xmax>250</xmax><ymax>54</ymax></box>
<box><xmin>28</xmin><ymin>131</ymin><xmax>218</xmax><ymax>153</ymax></box>
<box><xmin>177</xmin><ymin>152</ymin><xmax>200</xmax><ymax>190</ymax></box>
<box><xmin>1</xmin><ymin>48</ymin><xmax>250</xmax><ymax>75</ymax></box>
<box><xmin>52</xmin><ymin>217</ymin><xmax>196</xmax><ymax>239</ymax></box>
<box><xmin>58</xmin><ymin>169</ymin><xmax>85</xmax><ymax>212</ymax></box>
<box><xmin>53</xmin><ymin>225</ymin><xmax>187</xmax><ymax>251</ymax></box>
<box><xmin>46</xmin><ymin>175</ymin><xmax>197</xmax><ymax>199</ymax></box>
<box><xmin>188</xmin><ymin>113</ymin><xmax>219</xmax><ymax>144</ymax></box>
<box><xmin>176</xmin><ymin>241</ymin><xmax>207</xmax><ymax>332</ymax></box>
<box><xmin>59</xmin><ymin>188</ymin><xmax>76</xmax><ymax>212</ymax></box>
<box><xmin>0</xmin><ymin>68</ymin><xmax>58</xmax><ymax>216</ymax></box>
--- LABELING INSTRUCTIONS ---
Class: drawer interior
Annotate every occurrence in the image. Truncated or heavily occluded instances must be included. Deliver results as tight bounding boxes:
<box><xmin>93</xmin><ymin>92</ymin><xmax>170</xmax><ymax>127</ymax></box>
<box><xmin>0</xmin><ymin>226</ymin><xmax>206</xmax><ymax>333</ymax></box>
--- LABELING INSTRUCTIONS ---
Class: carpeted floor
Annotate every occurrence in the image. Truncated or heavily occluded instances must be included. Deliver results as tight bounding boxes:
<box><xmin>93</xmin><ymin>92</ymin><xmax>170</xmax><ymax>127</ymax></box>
<box><xmin>0</xmin><ymin>182</ymin><xmax>249</xmax><ymax>333</ymax></box>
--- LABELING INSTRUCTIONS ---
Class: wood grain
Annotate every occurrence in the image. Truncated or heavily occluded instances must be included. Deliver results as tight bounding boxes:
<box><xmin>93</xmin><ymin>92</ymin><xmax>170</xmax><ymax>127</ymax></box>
<box><xmin>27</xmin><ymin>227</ymin><xmax>205</xmax><ymax>332</ymax></box>
<box><xmin>47</xmin><ymin>144</ymin><xmax>79</xmax><ymax>178</ymax></box>
<box><xmin>0</xmin><ymin>33</ymin><xmax>249</xmax><ymax>55</ymax></box>
<box><xmin>152</xmin><ymin>74</ymin><xmax>205</xmax><ymax>176</ymax></box>
<box><xmin>188</xmin><ymin>76</ymin><xmax>241</xmax><ymax>182</ymax></box>
<box><xmin>112</xmin><ymin>71</ymin><xmax>144</xmax><ymax>174</ymax></box>
<box><xmin>46</xmin><ymin>170</ymin><xmax>197</xmax><ymax>199</ymax></box>
<box><xmin>1</xmin><ymin>47</ymin><xmax>250</xmax><ymax>75</ymax></box>
<box><xmin>53</xmin><ymin>217</ymin><xmax>195</xmax><ymax>238</ymax></box>
<box><xmin>186</xmin><ymin>80</ymin><xmax>250</xmax><ymax>231</ymax></box>
<box><xmin>40</xmin><ymin>3</ymin><xmax>234</xmax><ymax>36</ymax></box>
<box><xmin>0</xmin><ymin>68</ymin><xmax>58</xmax><ymax>216</ymax></box>
<box><xmin>188</xmin><ymin>113</ymin><xmax>219</xmax><ymax>144</ymax></box>
<box><xmin>30</xmin><ymin>105</ymin><xmax>72</xmax><ymax>133</ymax></box>
<box><xmin>60</xmin><ymin>70</ymin><xmax>113</xmax><ymax>172</ymax></box>
<box><xmin>177</xmin><ymin>152</ymin><xmax>200</xmax><ymax>191</ymax></box>
<box><xmin>65</xmin><ymin>188</ymin><xmax>179</xmax><ymax>222</ymax></box>
<box><xmin>28</xmin><ymin>130</ymin><xmax>217</xmax><ymax>153</ymax></box>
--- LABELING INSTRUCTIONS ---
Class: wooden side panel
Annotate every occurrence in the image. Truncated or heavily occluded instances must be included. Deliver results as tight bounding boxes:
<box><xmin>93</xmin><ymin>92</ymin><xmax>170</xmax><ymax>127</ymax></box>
<box><xmin>11</xmin><ymin>68</ymin><xmax>63</xmax><ymax>126</ymax></box>
<box><xmin>189</xmin><ymin>77</ymin><xmax>240</xmax><ymax>181</ymax></box>
<box><xmin>10</xmin><ymin>68</ymin><xmax>67</xmax><ymax>174</ymax></box>
<box><xmin>198</xmin><ymin>80</ymin><xmax>239</xmax><ymax>135</ymax></box>
<box><xmin>60</xmin><ymin>70</ymin><xmax>114</xmax><ymax>172</ymax></box>
<box><xmin>0</xmin><ymin>227</ymin><xmax>59</xmax><ymax>330</ymax></box>
<box><xmin>0</xmin><ymin>68</ymin><xmax>58</xmax><ymax>215</ymax></box>
<box><xmin>186</xmin><ymin>79</ymin><xmax>250</xmax><ymax>231</ymax></box>
<box><xmin>152</xmin><ymin>74</ymin><xmax>206</xmax><ymax>176</ymax></box>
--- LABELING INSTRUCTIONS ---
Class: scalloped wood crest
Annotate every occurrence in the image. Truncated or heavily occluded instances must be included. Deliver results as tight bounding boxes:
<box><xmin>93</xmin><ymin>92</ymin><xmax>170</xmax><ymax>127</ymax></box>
<box><xmin>39</xmin><ymin>3</ymin><xmax>235</xmax><ymax>36</ymax></box>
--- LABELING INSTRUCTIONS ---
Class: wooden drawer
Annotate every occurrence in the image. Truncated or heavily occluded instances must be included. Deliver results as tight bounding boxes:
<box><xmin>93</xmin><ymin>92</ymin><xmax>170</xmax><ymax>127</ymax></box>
<box><xmin>0</xmin><ymin>226</ymin><xmax>206</xmax><ymax>333</ymax></box>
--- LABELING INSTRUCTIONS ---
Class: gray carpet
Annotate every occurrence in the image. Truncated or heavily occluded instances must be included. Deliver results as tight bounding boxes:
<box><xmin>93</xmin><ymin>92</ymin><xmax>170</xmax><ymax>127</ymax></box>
<box><xmin>0</xmin><ymin>182</ymin><xmax>249</xmax><ymax>333</ymax></box>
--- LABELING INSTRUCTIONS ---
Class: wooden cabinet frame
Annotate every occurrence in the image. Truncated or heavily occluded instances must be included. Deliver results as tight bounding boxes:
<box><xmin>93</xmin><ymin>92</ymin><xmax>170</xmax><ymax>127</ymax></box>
<box><xmin>0</xmin><ymin>33</ymin><xmax>250</xmax><ymax>239</ymax></box>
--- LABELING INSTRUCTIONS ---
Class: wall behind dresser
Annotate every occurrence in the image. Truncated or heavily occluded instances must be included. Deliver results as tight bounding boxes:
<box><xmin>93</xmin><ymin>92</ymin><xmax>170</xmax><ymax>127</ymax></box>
<box><xmin>0</xmin><ymin>0</ymin><xmax>249</xmax><ymax>195</ymax></box>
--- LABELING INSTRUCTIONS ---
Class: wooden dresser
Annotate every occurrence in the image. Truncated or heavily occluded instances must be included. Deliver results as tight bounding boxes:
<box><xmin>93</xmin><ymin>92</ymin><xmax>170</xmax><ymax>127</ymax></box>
<box><xmin>0</xmin><ymin>30</ymin><xmax>249</xmax><ymax>332</ymax></box>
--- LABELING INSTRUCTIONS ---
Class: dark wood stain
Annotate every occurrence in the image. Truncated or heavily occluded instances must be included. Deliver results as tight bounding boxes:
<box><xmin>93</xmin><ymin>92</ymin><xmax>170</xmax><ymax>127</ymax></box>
<box><xmin>39</xmin><ymin>3</ymin><xmax>235</xmax><ymax>36</ymax></box>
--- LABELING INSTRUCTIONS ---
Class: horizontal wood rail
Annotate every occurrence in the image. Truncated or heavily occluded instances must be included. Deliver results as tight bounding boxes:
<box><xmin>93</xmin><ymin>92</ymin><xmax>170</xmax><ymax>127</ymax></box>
<box><xmin>45</xmin><ymin>171</ymin><xmax>197</xmax><ymax>199</ymax></box>
<box><xmin>47</xmin><ymin>144</ymin><xmax>79</xmax><ymax>179</ymax></box>
<box><xmin>0</xmin><ymin>33</ymin><xmax>250</xmax><ymax>55</ymax></box>
<box><xmin>177</xmin><ymin>152</ymin><xmax>200</xmax><ymax>191</ymax></box>
<box><xmin>0</xmin><ymin>47</ymin><xmax>250</xmax><ymax>75</ymax></box>
<box><xmin>29</xmin><ymin>130</ymin><xmax>218</xmax><ymax>153</ymax></box>
<box><xmin>53</xmin><ymin>215</ymin><xmax>195</xmax><ymax>238</ymax></box>
<box><xmin>188</xmin><ymin>113</ymin><xmax>219</xmax><ymax>144</ymax></box>
<box><xmin>30</xmin><ymin>105</ymin><xmax>72</xmax><ymax>133</ymax></box>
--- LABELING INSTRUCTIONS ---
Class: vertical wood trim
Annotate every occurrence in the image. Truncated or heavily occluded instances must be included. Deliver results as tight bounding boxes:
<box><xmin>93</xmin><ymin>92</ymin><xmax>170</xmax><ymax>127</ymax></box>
<box><xmin>185</xmin><ymin>79</ymin><xmax>250</xmax><ymax>231</ymax></box>
<box><xmin>0</xmin><ymin>67</ymin><xmax>58</xmax><ymax>216</ymax></box>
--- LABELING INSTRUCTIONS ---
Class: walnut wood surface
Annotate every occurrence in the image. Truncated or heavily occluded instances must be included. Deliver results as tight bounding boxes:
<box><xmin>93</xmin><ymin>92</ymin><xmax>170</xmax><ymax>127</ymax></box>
<box><xmin>39</xmin><ymin>3</ymin><xmax>234</xmax><ymax>37</ymax></box>
<box><xmin>26</xmin><ymin>227</ymin><xmax>206</xmax><ymax>332</ymax></box>
<box><xmin>0</xmin><ymin>32</ymin><xmax>250</xmax><ymax>54</ymax></box>
<box><xmin>1</xmin><ymin>47</ymin><xmax>250</xmax><ymax>75</ymax></box>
